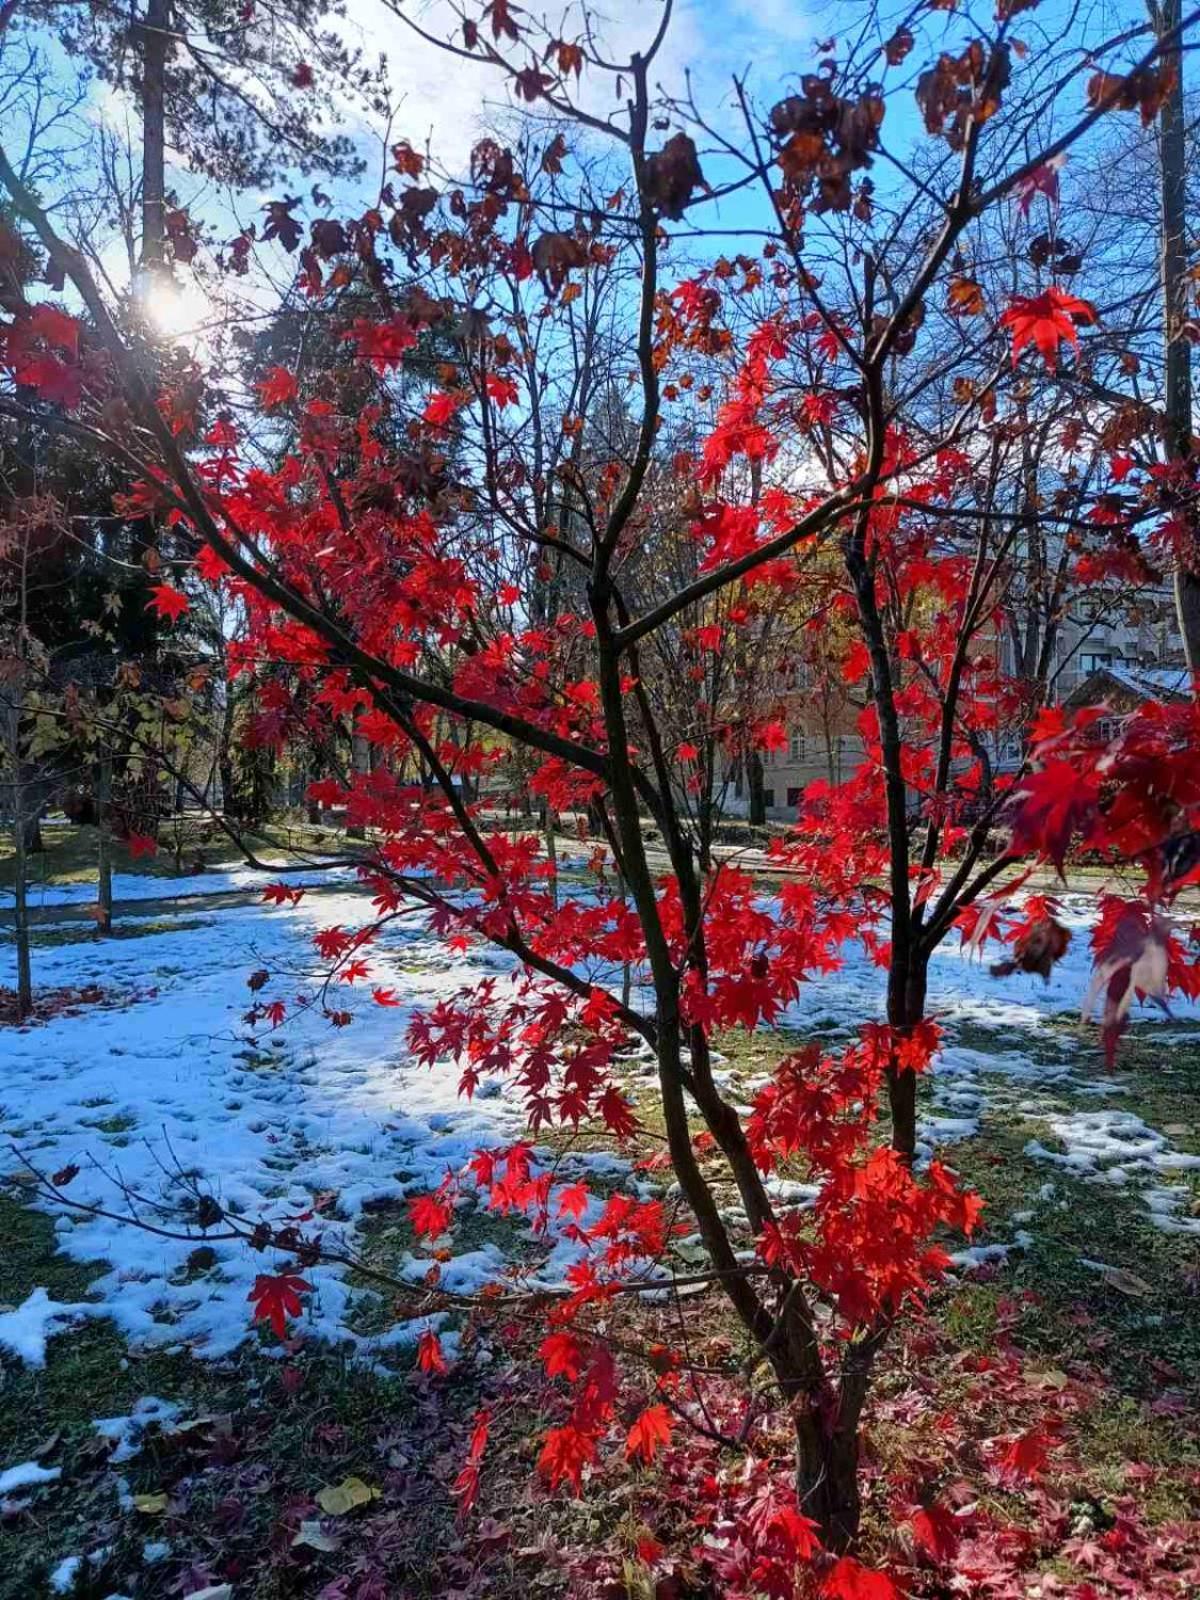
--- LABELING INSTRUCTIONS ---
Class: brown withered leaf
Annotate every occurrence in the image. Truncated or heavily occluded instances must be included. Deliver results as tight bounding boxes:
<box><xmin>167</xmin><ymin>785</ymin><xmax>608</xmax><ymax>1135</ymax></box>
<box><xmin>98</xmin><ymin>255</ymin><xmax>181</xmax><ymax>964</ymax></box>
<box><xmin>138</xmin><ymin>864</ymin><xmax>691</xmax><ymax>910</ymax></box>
<box><xmin>1088</xmin><ymin>63</ymin><xmax>1177</xmax><ymax>126</ymax></box>
<box><xmin>531</xmin><ymin>231</ymin><xmax>588</xmax><ymax>292</ymax></box>
<box><xmin>947</xmin><ymin>276</ymin><xmax>985</xmax><ymax>315</ymax></box>
<box><xmin>541</xmin><ymin>133</ymin><xmax>567</xmax><ymax>175</ymax></box>
<box><xmin>917</xmin><ymin>41</ymin><xmax>1010</xmax><ymax>148</ymax></box>
<box><xmin>644</xmin><ymin>133</ymin><xmax>707</xmax><ymax>220</ymax></box>
<box><xmin>990</xmin><ymin>917</ymin><xmax>1071</xmax><ymax>982</ymax></box>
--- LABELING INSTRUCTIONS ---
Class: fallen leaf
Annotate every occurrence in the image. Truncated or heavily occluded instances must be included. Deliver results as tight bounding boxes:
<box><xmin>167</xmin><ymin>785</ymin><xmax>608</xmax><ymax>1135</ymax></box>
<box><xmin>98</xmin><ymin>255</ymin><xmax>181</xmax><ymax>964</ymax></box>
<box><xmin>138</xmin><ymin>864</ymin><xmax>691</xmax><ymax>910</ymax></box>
<box><xmin>133</xmin><ymin>1492</ymin><xmax>170</xmax><ymax>1514</ymax></box>
<box><xmin>1097</xmin><ymin>1263</ymin><xmax>1153</xmax><ymax>1298</ymax></box>
<box><xmin>315</xmin><ymin>1475</ymin><xmax>380</xmax><ymax>1515</ymax></box>
<box><xmin>1022</xmin><ymin>1365</ymin><xmax>1070</xmax><ymax>1390</ymax></box>
<box><xmin>292</xmin><ymin>1518</ymin><xmax>341</xmax><ymax>1552</ymax></box>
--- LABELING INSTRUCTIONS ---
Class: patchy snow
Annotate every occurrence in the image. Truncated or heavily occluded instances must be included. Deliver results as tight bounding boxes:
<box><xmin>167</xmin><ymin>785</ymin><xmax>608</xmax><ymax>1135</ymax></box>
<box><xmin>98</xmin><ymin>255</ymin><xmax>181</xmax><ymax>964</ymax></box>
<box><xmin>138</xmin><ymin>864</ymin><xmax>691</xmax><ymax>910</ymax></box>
<box><xmin>0</xmin><ymin>1459</ymin><xmax>61</xmax><ymax>1494</ymax></box>
<box><xmin>1026</xmin><ymin>1109</ymin><xmax>1200</xmax><ymax>1233</ymax></box>
<box><xmin>94</xmin><ymin>1396</ymin><xmax>182</xmax><ymax>1464</ymax></box>
<box><xmin>777</xmin><ymin>890</ymin><xmax>1200</xmax><ymax>1040</ymax></box>
<box><xmin>0</xmin><ymin>1286</ymin><xmax>110</xmax><ymax>1367</ymax></box>
<box><xmin>950</xmin><ymin>1230</ymin><xmax>1034</xmax><ymax>1271</ymax></box>
<box><xmin>48</xmin><ymin>1556</ymin><xmax>82</xmax><ymax>1594</ymax></box>
<box><xmin>0</xmin><ymin>892</ymin><xmax>586</xmax><ymax>1363</ymax></box>
<box><xmin>1</xmin><ymin>861</ymin><xmax>359</xmax><ymax>911</ymax></box>
<box><xmin>2</xmin><ymin>878</ymin><xmax>1197</xmax><ymax>1372</ymax></box>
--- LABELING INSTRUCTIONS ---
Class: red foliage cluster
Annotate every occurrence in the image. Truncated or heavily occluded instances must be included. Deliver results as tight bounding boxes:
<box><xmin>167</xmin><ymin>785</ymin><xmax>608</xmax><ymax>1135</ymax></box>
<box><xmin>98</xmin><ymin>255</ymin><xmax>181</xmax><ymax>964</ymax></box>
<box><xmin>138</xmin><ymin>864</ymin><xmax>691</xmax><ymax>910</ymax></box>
<box><xmin>5</xmin><ymin>2</ymin><xmax>1200</xmax><ymax>1580</ymax></box>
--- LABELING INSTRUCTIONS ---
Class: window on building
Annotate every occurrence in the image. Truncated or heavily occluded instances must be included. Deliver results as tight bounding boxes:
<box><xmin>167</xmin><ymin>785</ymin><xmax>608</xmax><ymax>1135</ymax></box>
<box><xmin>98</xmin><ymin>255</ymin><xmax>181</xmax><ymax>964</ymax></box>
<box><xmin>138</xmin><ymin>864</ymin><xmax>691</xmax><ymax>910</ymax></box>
<box><xmin>762</xmin><ymin>789</ymin><xmax>775</xmax><ymax>810</ymax></box>
<box><xmin>786</xmin><ymin>786</ymin><xmax>803</xmax><ymax>808</ymax></box>
<box><xmin>789</xmin><ymin>730</ymin><xmax>806</xmax><ymax>762</ymax></box>
<box><xmin>1079</xmin><ymin>652</ymin><xmax>1113</xmax><ymax>675</ymax></box>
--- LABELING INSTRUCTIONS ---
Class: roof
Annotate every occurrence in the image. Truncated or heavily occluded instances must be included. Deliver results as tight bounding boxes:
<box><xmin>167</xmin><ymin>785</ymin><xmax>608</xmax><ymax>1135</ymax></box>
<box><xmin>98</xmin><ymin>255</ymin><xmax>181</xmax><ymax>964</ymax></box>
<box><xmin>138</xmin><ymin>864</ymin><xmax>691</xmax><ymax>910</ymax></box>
<box><xmin>1067</xmin><ymin>662</ymin><xmax>1192</xmax><ymax>704</ymax></box>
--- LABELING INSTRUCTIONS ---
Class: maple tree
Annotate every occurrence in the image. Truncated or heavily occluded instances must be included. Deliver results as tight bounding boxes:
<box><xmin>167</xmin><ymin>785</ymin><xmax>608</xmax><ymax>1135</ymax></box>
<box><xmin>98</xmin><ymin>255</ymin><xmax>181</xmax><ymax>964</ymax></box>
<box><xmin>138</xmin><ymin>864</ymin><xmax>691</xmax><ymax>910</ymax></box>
<box><xmin>4</xmin><ymin>0</ymin><xmax>1200</xmax><ymax>1589</ymax></box>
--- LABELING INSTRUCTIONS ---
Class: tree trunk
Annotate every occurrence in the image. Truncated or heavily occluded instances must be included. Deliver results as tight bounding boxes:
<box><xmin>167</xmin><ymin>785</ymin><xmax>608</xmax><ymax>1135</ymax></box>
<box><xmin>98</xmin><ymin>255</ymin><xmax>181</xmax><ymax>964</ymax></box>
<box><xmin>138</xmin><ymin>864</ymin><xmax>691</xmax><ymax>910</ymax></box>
<box><xmin>6</xmin><ymin>701</ymin><xmax>33</xmax><ymax>1021</ymax></box>
<box><xmin>1152</xmin><ymin>0</ymin><xmax>1200</xmax><ymax>675</ymax></box>
<box><xmin>96</xmin><ymin>758</ymin><xmax>113</xmax><ymax>935</ymax></box>
<box><xmin>747</xmin><ymin>751</ymin><xmax>766</xmax><ymax>826</ymax></box>
<box><xmin>22</xmin><ymin>810</ymin><xmax>43</xmax><ymax>852</ymax></box>
<box><xmin>886</xmin><ymin>958</ymin><xmax>929</xmax><ymax>1161</ymax></box>
<box><xmin>542</xmin><ymin>802</ymin><xmax>558</xmax><ymax>909</ymax></box>
<box><xmin>140</xmin><ymin>0</ymin><xmax>169</xmax><ymax>276</ymax></box>
<box><xmin>347</xmin><ymin>730</ymin><xmax>369</xmax><ymax>840</ymax></box>
<box><xmin>218</xmin><ymin>680</ymin><xmax>237</xmax><ymax>818</ymax></box>
<box><xmin>794</xmin><ymin>1415</ymin><xmax>861</xmax><ymax>1553</ymax></box>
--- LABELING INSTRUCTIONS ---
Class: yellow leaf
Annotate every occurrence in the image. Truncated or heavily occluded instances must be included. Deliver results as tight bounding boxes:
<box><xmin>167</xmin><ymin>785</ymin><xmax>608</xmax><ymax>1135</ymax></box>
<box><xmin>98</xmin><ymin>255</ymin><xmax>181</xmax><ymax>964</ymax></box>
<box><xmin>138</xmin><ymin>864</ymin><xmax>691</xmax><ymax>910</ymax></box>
<box><xmin>315</xmin><ymin>1476</ymin><xmax>380</xmax><ymax>1516</ymax></box>
<box><xmin>1023</xmin><ymin>1365</ymin><xmax>1069</xmax><ymax>1390</ymax></box>
<box><xmin>133</xmin><ymin>1492</ymin><xmax>170</xmax><ymax>1514</ymax></box>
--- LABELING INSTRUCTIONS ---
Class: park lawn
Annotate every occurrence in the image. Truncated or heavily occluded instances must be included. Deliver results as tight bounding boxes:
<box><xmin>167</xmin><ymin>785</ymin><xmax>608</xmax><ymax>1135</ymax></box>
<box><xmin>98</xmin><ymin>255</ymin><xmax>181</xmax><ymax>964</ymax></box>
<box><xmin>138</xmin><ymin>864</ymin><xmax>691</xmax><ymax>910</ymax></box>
<box><xmin>0</xmin><ymin>889</ymin><xmax>1196</xmax><ymax>1600</ymax></box>
<box><xmin>2</xmin><ymin>965</ymin><xmax>1200</xmax><ymax>1598</ymax></box>
<box><xmin>0</xmin><ymin>819</ymin><xmax>357</xmax><ymax>896</ymax></box>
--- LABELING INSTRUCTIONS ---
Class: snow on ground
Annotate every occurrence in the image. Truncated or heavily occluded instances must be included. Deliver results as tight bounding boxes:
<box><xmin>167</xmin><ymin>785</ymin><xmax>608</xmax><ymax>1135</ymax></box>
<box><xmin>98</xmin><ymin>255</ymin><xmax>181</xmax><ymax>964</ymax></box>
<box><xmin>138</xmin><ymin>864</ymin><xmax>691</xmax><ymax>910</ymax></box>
<box><xmin>1025</xmin><ymin>1109</ymin><xmax>1200</xmax><ymax>1235</ymax></box>
<box><xmin>1</xmin><ymin>883</ymin><xmax>1197</xmax><ymax>1372</ymax></box>
<box><xmin>0</xmin><ymin>1460</ymin><xmax>61</xmax><ymax>1494</ymax></box>
<box><xmin>0</xmin><ymin>862</ymin><xmax>360</xmax><ymax>910</ymax></box>
<box><xmin>781</xmin><ymin>891</ymin><xmax>1200</xmax><ymax>1239</ymax></box>
<box><xmin>0</xmin><ymin>891</ymin><xmax>605</xmax><ymax>1366</ymax></box>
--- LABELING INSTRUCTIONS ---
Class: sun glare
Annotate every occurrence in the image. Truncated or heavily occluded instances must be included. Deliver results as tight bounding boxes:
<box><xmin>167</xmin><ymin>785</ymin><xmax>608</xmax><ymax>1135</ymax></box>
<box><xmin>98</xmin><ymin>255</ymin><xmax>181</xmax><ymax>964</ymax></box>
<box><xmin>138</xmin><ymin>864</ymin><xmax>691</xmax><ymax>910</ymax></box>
<box><xmin>141</xmin><ymin>273</ymin><xmax>210</xmax><ymax>343</ymax></box>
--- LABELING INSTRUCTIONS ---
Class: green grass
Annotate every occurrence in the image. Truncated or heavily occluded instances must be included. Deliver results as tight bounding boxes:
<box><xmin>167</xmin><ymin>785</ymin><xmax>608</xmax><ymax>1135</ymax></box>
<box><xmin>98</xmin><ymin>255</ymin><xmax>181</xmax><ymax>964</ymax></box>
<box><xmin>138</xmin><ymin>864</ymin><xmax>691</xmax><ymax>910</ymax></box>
<box><xmin>0</xmin><ymin>1192</ymin><xmax>484</xmax><ymax>1600</ymax></box>
<box><xmin>0</xmin><ymin>819</ymin><xmax>359</xmax><ymax>895</ymax></box>
<box><xmin>4</xmin><ymin>928</ymin><xmax>1200</xmax><ymax>1595</ymax></box>
<box><xmin>0</xmin><ymin>917</ymin><xmax>211</xmax><ymax>950</ymax></box>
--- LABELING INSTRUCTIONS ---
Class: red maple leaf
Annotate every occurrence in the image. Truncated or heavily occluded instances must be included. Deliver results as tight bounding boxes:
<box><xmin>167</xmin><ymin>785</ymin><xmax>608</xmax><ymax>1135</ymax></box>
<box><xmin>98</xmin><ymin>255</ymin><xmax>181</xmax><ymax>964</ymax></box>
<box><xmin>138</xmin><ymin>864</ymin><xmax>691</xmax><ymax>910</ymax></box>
<box><xmin>26</xmin><ymin>303</ymin><xmax>81</xmax><ymax>355</ymax></box>
<box><xmin>256</xmin><ymin>365</ymin><xmax>298</xmax><ymax>407</ymax></box>
<box><xmin>1014</xmin><ymin>157</ymin><xmax>1062</xmax><ymax>216</ymax></box>
<box><xmin>417</xmin><ymin>1329</ymin><xmax>448</xmax><ymax>1374</ymax></box>
<box><xmin>248</xmin><ymin>1272</ymin><xmax>312</xmax><ymax>1338</ymax></box>
<box><xmin>453</xmin><ymin>1407</ymin><xmax>491</xmax><ymax>1517</ymax></box>
<box><xmin>16</xmin><ymin>353</ymin><xmax>82</xmax><ymax>407</ymax></box>
<box><xmin>262</xmin><ymin>882</ymin><xmax>305</xmax><ymax>906</ymax></box>
<box><xmin>127</xmin><ymin>832</ymin><xmax>158</xmax><ymax>860</ymax></box>
<box><xmin>409</xmin><ymin>1192</ymin><xmax>454</xmax><ymax>1238</ymax></box>
<box><xmin>539</xmin><ymin>1329</ymin><xmax>585</xmax><ymax>1380</ymax></box>
<box><xmin>146</xmin><ymin>583</ymin><xmax>189</xmax><ymax>623</ymax></box>
<box><xmin>911</xmin><ymin>1501</ymin><xmax>961</xmax><ymax>1562</ymax></box>
<box><xmin>555</xmin><ymin>1181</ymin><xmax>589</xmax><ymax>1220</ymax></box>
<box><xmin>821</xmin><ymin>1557</ymin><xmax>904</xmax><ymax>1599</ymax></box>
<box><xmin>538</xmin><ymin>1423</ymin><xmax>596</xmax><ymax>1493</ymax></box>
<box><xmin>999</xmin><ymin>286</ymin><xmax>1097</xmax><ymax>371</ymax></box>
<box><xmin>485</xmin><ymin>372</ymin><xmax>519</xmax><ymax>407</ymax></box>
<box><xmin>596</xmin><ymin>1086</ymin><xmax>638</xmax><ymax>1139</ymax></box>
<box><xmin>996</xmin><ymin>1423</ymin><xmax>1056</xmax><ymax>1481</ymax></box>
<box><xmin>1007</xmin><ymin>759</ymin><xmax>1103</xmax><ymax>870</ymax></box>
<box><xmin>424</xmin><ymin>389</ymin><xmax>465</xmax><ymax>427</ymax></box>
<box><xmin>625</xmin><ymin>1403</ymin><xmax>672</xmax><ymax>1463</ymax></box>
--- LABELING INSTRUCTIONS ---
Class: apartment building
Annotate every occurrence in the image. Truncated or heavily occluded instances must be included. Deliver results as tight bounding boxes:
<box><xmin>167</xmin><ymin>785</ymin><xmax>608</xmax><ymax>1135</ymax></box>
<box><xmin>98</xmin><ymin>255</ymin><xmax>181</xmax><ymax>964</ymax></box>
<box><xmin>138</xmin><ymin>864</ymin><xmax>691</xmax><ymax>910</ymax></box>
<box><xmin>721</xmin><ymin>583</ymin><xmax>1188</xmax><ymax>821</ymax></box>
